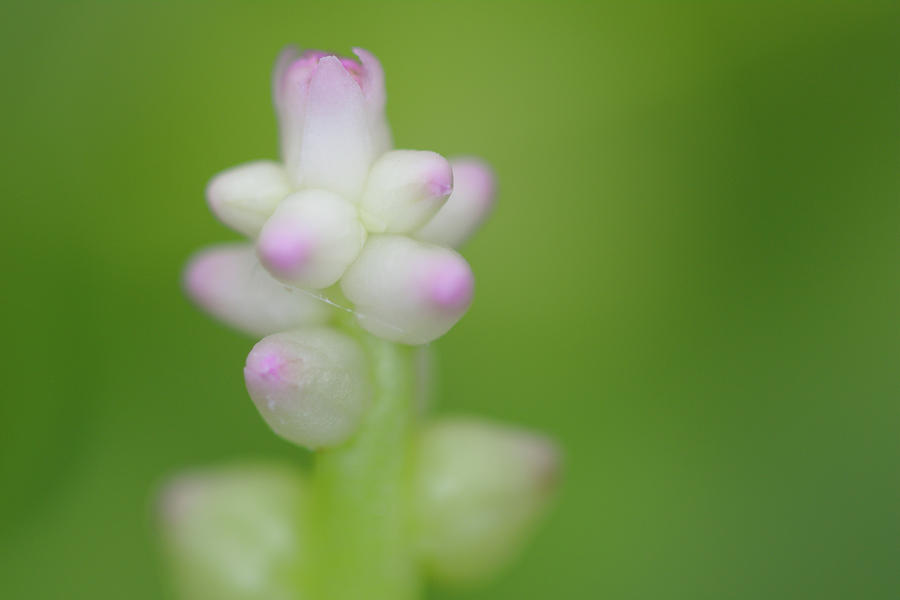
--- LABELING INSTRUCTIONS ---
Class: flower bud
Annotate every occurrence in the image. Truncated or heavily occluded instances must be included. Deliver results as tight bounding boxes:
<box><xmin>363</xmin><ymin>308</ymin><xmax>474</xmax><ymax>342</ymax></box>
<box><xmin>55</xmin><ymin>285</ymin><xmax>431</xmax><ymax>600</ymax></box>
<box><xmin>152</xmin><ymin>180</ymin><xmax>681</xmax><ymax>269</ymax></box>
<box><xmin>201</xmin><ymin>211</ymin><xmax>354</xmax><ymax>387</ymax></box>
<box><xmin>183</xmin><ymin>243</ymin><xmax>330</xmax><ymax>337</ymax></box>
<box><xmin>273</xmin><ymin>48</ymin><xmax>391</xmax><ymax>199</ymax></box>
<box><xmin>414</xmin><ymin>418</ymin><xmax>560</xmax><ymax>584</ymax></box>
<box><xmin>158</xmin><ymin>463</ymin><xmax>305</xmax><ymax>600</ymax></box>
<box><xmin>244</xmin><ymin>328</ymin><xmax>371</xmax><ymax>449</ymax></box>
<box><xmin>416</xmin><ymin>158</ymin><xmax>496</xmax><ymax>247</ymax></box>
<box><xmin>205</xmin><ymin>161</ymin><xmax>291</xmax><ymax>238</ymax></box>
<box><xmin>359</xmin><ymin>150</ymin><xmax>452</xmax><ymax>233</ymax></box>
<box><xmin>340</xmin><ymin>235</ymin><xmax>474</xmax><ymax>345</ymax></box>
<box><xmin>256</xmin><ymin>190</ymin><xmax>367</xmax><ymax>290</ymax></box>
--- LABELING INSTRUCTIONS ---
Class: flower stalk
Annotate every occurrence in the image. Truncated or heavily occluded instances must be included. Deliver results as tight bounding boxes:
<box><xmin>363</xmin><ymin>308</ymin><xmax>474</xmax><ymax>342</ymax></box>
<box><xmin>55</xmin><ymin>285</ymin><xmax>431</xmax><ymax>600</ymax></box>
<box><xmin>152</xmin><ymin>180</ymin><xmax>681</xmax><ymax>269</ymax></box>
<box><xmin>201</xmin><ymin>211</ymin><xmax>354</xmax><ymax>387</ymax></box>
<box><xmin>163</xmin><ymin>45</ymin><xmax>560</xmax><ymax>599</ymax></box>
<box><xmin>310</xmin><ymin>334</ymin><xmax>418</xmax><ymax>600</ymax></box>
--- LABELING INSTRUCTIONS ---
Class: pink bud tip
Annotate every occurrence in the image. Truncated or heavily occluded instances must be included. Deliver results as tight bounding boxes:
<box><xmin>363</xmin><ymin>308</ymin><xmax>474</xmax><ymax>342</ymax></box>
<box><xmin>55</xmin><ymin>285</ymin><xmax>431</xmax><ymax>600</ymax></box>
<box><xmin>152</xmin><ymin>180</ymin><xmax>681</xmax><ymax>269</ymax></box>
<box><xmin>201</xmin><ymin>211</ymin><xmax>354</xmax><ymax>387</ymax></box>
<box><xmin>244</xmin><ymin>349</ymin><xmax>288</xmax><ymax>384</ymax></box>
<box><xmin>282</xmin><ymin>50</ymin><xmax>364</xmax><ymax>88</ymax></box>
<box><xmin>425</xmin><ymin>258</ymin><xmax>474</xmax><ymax>310</ymax></box>
<box><xmin>258</xmin><ymin>225</ymin><xmax>314</xmax><ymax>274</ymax></box>
<box><xmin>339</xmin><ymin>57</ymin><xmax>364</xmax><ymax>83</ymax></box>
<box><xmin>282</xmin><ymin>54</ymin><xmax>320</xmax><ymax>88</ymax></box>
<box><xmin>301</xmin><ymin>50</ymin><xmax>329</xmax><ymax>62</ymax></box>
<box><xmin>427</xmin><ymin>172</ymin><xmax>453</xmax><ymax>198</ymax></box>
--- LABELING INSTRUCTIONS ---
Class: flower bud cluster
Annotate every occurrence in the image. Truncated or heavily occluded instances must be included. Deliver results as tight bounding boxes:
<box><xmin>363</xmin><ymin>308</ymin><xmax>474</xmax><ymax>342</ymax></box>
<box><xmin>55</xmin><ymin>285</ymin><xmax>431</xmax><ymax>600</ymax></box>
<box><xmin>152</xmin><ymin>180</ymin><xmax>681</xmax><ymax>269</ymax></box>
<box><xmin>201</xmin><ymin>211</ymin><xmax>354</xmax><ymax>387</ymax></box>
<box><xmin>171</xmin><ymin>46</ymin><xmax>559</xmax><ymax>596</ymax></box>
<box><xmin>186</xmin><ymin>47</ymin><xmax>496</xmax><ymax>450</ymax></box>
<box><xmin>194</xmin><ymin>47</ymin><xmax>496</xmax><ymax>346</ymax></box>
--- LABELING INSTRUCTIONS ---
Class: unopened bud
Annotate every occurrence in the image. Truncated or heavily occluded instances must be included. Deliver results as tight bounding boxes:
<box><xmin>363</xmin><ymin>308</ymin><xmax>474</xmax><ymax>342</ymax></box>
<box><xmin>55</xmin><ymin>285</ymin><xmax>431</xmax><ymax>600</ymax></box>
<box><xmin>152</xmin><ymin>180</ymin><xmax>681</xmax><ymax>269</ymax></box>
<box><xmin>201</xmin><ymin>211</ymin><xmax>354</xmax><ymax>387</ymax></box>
<box><xmin>158</xmin><ymin>463</ymin><xmax>305</xmax><ymax>600</ymax></box>
<box><xmin>359</xmin><ymin>150</ymin><xmax>452</xmax><ymax>233</ymax></box>
<box><xmin>206</xmin><ymin>161</ymin><xmax>291</xmax><ymax>237</ymax></box>
<box><xmin>257</xmin><ymin>190</ymin><xmax>367</xmax><ymax>290</ymax></box>
<box><xmin>416</xmin><ymin>158</ymin><xmax>496</xmax><ymax>247</ymax></box>
<box><xmin>414</xmin><ymin>418</ymin><xmax>560</xmax><ymax>584</ymax></box>
<box><xmin>340</xmin><ymin>235</ymin><xmax>474</xmax><ymax>345</ymax></box>
<box><xmin>183</xmin><ymin>243</ymin><xmax>330</xmax><ymax>337</ymax></box>
<box><xmin>244</xmin><ymin>328</ymin><xmax>371</xmax><ymax>449</ymax></box>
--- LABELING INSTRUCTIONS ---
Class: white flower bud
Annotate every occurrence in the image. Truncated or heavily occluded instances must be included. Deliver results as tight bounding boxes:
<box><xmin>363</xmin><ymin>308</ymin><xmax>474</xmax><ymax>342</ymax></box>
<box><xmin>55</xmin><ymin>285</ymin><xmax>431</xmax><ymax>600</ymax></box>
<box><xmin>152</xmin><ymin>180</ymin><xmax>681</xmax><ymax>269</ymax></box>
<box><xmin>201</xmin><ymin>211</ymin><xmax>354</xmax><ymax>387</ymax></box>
<box><xmin>340</xmin><ymin>235</ymin><xmax>474</xmax><ymax>345</ymax></box>
<box><xmin>256</xmin><ymin>190</ymin><xmax>367</xmax><ymax>290</ymax></box>
<box><xmin>292</xmin><ymin>56</ymin><xmax>376</xmax><ymax>199</ymax></box>
<box><xmin>274</xmin><ymin>49</ymin><xmax>390</xmax><ymax>199</ymax></box>
<box><xmin>206</xmin><ymin>161</ymin><xmax>291</xmax><ymax>237</ymax></box>
<box><xmin>183</xmin><ymin>243</ymin><xmax>330</xmax><ymax>337</ymax></box>
<box><xmin>244</xmin><ymin>328</ymin><xmax>371</xmax><ymax>449</ymax></box>
<box><xmin>158</xmin><ymin>463</ymin><xmax>305</xmax><ymax>600</ymax></box>
<box><xmin>416</xmin><ymin>158</ymin><xmax>496</xmax><ymax>247</ymax></box>
<box><xmin>359</xmin><ymin>150</ymin><xmax>452</xmax><ymax>233</ymax></box>
<box><xmin>414</xmin><ymin>418</ymin><xmax>560</xmax><ymax>584</ymax></box>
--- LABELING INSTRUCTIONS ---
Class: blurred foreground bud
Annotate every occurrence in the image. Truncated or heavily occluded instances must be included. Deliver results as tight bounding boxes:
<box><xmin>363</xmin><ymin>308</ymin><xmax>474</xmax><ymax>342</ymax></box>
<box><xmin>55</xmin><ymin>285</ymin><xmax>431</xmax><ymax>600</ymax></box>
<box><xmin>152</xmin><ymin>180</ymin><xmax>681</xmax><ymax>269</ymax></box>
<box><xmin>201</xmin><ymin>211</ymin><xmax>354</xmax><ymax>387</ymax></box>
<box><xmin>184</xmin><ymin>243</ymin><xmax>330</xmax><ymax>337</ymax></box>
<box><xmin>257</xmin><ymin>190</ymin><xmax>367</xmax><ymax>289</ymax></box>
<box><xmin>206</xmin><ymin>161</ymin><xmax>291</xmax><ymax>237</ymax></box>
<box><xmin>244</xmin><ymin>328</ymin><xmax>371</xmax><ymax>449</ymax></box>
<box><xmin>158</xmin><ymin>463</ymin><xmax>305</xmax><ymax>600</ymax></box>
<box><xmin>341</xmin><ymin>235</ymin><xmax>474</xmax><ymax>345</ymax></box>
<box><xmin>414</xmin><ymin>418</ymin><xmax>560</xmax><ymax>584</ymax></box>
<box><xmin>360</xmin><ymin>150</ymin><xmax>453</xmax><ymax>233</ymax></box>
<box><xmin>416</xmin><ymin>158</ymin><xmax>496</xmax><ymax>248</ymax></box>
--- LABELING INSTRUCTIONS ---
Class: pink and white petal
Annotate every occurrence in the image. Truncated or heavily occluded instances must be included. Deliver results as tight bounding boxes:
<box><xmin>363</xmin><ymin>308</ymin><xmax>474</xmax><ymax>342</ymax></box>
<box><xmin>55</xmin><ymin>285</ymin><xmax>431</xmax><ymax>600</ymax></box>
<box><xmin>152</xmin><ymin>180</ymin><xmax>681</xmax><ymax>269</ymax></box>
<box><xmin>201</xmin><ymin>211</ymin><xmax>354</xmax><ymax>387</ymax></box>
<box><xmin>351</xmin><ymin>47</ymin><xmax>385</xmax><ymax>111</ymax></box>
<box><xmin>416</xmin><ymin>158</ymin><xmax>496</xmax><ymax>247</ymax></box>
<box><xmin>206</xmin><ymin>161</ymin><xmax>291</xmax><ymax>238</ymax></box>
<box><xmin>184</xmin><ymin>243</ymin><xmax>330</xmax><ymax>337</ymax></box>
<box><xmin>295</xmin><ymin>56</ymin><xmax>374</xmax><ymax>200</ymax></box>
<box><xmin>277</xmin><ymin>54</ymin><xmax>321</xmax><ymax>174</ymax></box>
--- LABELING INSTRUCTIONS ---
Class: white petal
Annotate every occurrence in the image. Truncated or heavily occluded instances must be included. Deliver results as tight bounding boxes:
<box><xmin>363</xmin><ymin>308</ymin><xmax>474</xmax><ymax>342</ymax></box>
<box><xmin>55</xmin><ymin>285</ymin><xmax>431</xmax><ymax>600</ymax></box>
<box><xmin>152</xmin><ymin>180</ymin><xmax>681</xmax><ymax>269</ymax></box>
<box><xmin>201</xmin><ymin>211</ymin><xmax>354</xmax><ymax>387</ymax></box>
<box><xmin>352</xmin><ymin>47</ymin><xmax>392</xmax><ymax>154</ymax></box>
<box><xmin>184</xmin><ymin>243</ymin><xmax>330</xmax><ymax>337</ymax></box>
<box><xmin>414</xmin><ymin>418</ymin><xmax>560</xmax><ymax>584</ymax></box>
<box><xmin>244</xmin><ymin>328</ymin><xmax>371</xmax><ymax>449</ymax></box>
<box><xmin>159</xmin><ymin>463</ymin><xmax>305</xmax><ymax>600</ymax></box>
<box><xmin>416</xmin><ymin>158</ymin><xmax>496</xmax><ymax>247</ymax></box>
<box><xmin>351</xmin><ymin>47</ymin><xmax>385</xmax><ymax>113</ymax></box>
<box><xmin>206</xmin><ymin>161</ymin><xmax>291</xmax><ymax>237</ymax></box>
<box><xmin>256</xmin><ymin>190</ymin><xmax>366</xmax><ymax>290</ymax></box>
<box><xmin>340</xmin><ymin>235</ymin><xmax>474</xmax><ymax>345</ymax></box>
<box><xmin>274</xmin><ymin>50</ymin><xmax>324</xmax><ymax>176</ymax></box>
<box><xmin>295</xmin><ymin>56</ymin><xmax>374</xmax><ymax>200</ymax></box>
<box><xmin>359</xmin><ymin>150</ymin><xmax>452</xmax><ymax>234</ymax></box>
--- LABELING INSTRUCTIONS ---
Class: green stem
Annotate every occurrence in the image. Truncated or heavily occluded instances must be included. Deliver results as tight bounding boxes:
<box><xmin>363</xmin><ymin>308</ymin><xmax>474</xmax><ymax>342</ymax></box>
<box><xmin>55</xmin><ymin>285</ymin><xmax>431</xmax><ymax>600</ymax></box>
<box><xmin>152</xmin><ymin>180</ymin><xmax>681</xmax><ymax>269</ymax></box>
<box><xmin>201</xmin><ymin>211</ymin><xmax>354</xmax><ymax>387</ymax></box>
<box><xmin>309</xmin><ymin>333</ymin><xmax>420</xmax><ymax>600</ymax></box>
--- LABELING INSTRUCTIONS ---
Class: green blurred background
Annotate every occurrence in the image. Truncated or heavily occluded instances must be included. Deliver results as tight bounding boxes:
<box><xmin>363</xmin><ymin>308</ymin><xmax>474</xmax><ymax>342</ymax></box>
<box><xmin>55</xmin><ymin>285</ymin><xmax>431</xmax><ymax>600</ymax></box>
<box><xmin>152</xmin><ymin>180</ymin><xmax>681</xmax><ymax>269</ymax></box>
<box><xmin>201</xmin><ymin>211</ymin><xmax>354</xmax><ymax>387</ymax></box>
<box><xmin>2</xmin><ymin>1</ymin><xmax>899</xmax><ymax>598</ymax></box>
